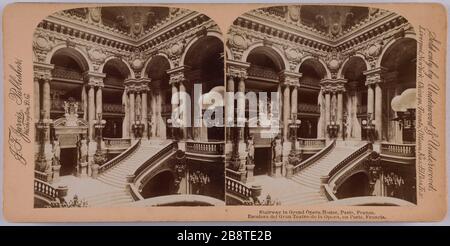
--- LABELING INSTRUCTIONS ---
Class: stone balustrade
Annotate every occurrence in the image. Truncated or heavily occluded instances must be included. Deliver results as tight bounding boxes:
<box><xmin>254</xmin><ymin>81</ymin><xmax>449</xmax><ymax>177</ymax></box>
<box><xmin>104</xmin><ymin>138</ymin><xmax>131</xmax><ymax>149</ymax></box>
<box><xmin>225</xmin><ymin>177</ymin><xmax>252</xmax><ymax>202</ymax></box>
<box><xmin>298</xmin><ymin>138</ymin><xmax>326</xmax><ymax>148</ymax></box>
<box><xmin>34</xmin><ymin>178</ymin><xmax>58</xmax><ymax>200</ymax></box>
<box><xmin>297</xmin><ymin>103</ymin><xmax>320</xmax><ymax>113</ymax></box>
<box><xmin>185</xmin><ymin>141</ymin><xmax>224</xmax><ymax>156</ymax></box>
<box><xmin>380</xmin><ymin>143</ymin><xmax>416</xmax><ymax>158</ymax></box>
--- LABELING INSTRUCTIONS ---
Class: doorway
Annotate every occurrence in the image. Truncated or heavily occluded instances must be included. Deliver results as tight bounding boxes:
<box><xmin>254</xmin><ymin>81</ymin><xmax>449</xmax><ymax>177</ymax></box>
<box><xmin>254</xmin><ymin>147</ymin><xmax>272</xmax><ymax>176</ymax></box>
<box><xmin>60</xmin><ymin>148</ymin><xmax>77</xmax><ymax>176</ymax></box>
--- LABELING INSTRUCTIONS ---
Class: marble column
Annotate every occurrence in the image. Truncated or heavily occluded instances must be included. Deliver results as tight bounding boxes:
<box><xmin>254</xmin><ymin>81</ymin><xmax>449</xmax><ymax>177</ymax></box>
<box><xmin>291</xmin><ymin>85</ymin><xmax>298</xmax><ymax>143</ymax></box>
<box><xmin>367</xmin><ymin>85</ymin><xmax>374</xmax><ymax>118</ymax></box>
<box><xmin>375</xmin><ymin>83</ymin><xmax>383</xmax><ymax>140</ymax></box>
<box><xmin>96</xmin><ymin>86</ymin><xmax>102</xmax><ymax>116</ymax></box>
<box><xmin>283</xmin><ymin>85</ymin><xmax>290</xmax><ymax>142</ymax></box>
<box><xmin>337</xmin><ymin>91</ymin><xmax>343</xmax><ymax>138</ymax></box>
<box><xmin>34</xmin><ymin>77</ymin><xmax>40</xmax><ymax>120</ymax></box>
<box><xmin>122</xmin><ymin>91</ymin><xmax>129</xmax><ymax>138</ymax></box>
<box><xmin>129</xmin><ymin>91</ymin><xmax>135</xmax><ymax>138</ymax></box>
<box><xmin>43</xmin><ymin>78</ymin><xmax>51</xmax><ymax>120</ymax></box>
<box><xmin>237</xmin><ymin>76</ymin><xmax>246</xmax><ymax>140</ymax></box>
<box><xmin>179</xmin><ymin>81</ymin><xmax>188</xmax><ymax>140</ymax></box>
<box><xmin>142</xmin><ymin>89</ymin><xmax>148</xmax><ymax>138</ymax></box>
<box><xmin>325</xmin><ymin>91</ymin><xmax>331</xmax><ymax>130</ymax></box>
<box><xmin>226</xmin><ymin>75</ymin><xmax>235</xmax><ymax>142</ymax></box>
<box><xmin>88</xmin><ymin>85</ymin><xmax>95</xmax><ymax>140</ymax></box>
<box><xmin>81</xmin><ymin>85</ymin><xmax>88</xmax><ymax>121</ymax></box>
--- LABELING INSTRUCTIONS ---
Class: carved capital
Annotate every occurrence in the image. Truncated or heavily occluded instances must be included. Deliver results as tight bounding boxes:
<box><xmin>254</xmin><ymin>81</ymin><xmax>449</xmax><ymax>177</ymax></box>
<box><xmin>226</xmin><ymin>60</ymin><xmax>250</xmax><ymax>80</ymax></box>
<box><xmin>167</xmin><ymin>66</ymin><xmax>191</xmax><ymax>85</ymax></box>
<box><xmin>34</xmin><ymin>62</ymin><xmax>54</xmax><ymax>81</ymax></box>
<box><xmin>279</xmin><ymin>70</ymin><xmax>302</xmax><ymax>87</ymax></box>
<box><xmin>364</xmin><ymin>67</ymin><xmax>387</xmax><ymax>86</ymax></box>
<box><xmin>83</xmin><ymin>71</ymin><xmax>105</xmax><ymax>87</ymax></box>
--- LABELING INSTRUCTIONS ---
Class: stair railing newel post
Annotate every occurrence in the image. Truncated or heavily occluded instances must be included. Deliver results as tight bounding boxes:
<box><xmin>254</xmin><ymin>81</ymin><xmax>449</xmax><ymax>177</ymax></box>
<box><xmin>92</xmin><ymin>113</ymin><xmax>106</xmax><ymax>178</ymax></box>
<box><xmin>286</xmin><ymin>112</ymin><xmax>301</xmax><ymax>178</ymax></box>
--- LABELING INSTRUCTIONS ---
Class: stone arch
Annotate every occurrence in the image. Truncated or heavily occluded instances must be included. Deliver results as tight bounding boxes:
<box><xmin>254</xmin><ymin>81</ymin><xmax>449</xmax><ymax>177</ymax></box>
<box><xmin>335</xmin><ymin>170</ymin><xmax>371</xmax><ymax>199</ymax></box>
<box><xmin>46</xmin><ymin>44</ymin><xmax>92</xmax><ymax>72</ymax></box>
<box><xmin>140</xmin><ymin>169</ymin><xmax>176</xmax><ymax>199</ymax></box>
<box><xmin>143</xmin><ymin>55</ymin><xmax>172</xmax><ymax>82</ymax></box>
<box><xmin>377</xmin><ymin>34</ymin><xmax>416</xmax><ymax>68</ymax></box>
<box><xmin>337</xmin><ymin>54</ymin><xmax>370</xmax><ymax>79</ymax></box>
<box><xmin>297</xmin><ymin>56</ymin><xmax>330</xmax><ymax>79</ymax></box>
<box><xmin>241</xmin><ymin>42</ymin><xmax>289</xmax><ymax>71</ymax></box>
<box><xmin>224</xmin><ymin>46</ymin><xmax>233</xmax><ymax>60</ymax></box>
<box><xmin>141</xmin><ymin>52</ymin><xmax>173</xmax><ymax>78</ymax></box>
<box><xmin>100</xmin><ymin>56</ymin><xmax>134</xmax><ymax>79</ymax></box>
<box><xmin>180</xmin><ymin>30</ymin><xmax>223</xmax><ymax>67</ymax></box>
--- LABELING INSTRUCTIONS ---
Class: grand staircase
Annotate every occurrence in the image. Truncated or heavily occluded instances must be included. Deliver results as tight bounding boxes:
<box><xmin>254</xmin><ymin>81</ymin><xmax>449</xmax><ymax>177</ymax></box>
<box><xmin>85</xmin><ymin>139</ymin><xmax>172</xmax><ymax>207</ymax></box>
<box><xmin>250</xmin><ymin>141</ymin><xmax>365</xmax><ymax>205</ymax></box>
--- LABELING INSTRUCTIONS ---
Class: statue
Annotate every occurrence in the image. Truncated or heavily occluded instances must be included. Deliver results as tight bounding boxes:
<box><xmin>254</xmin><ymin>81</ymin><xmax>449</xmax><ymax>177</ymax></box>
<box><xmin>52</xmin><ymin>138</ymin><xmax>61</xmax><ymax>167</ymax></box>
<box><xmin>272</xmin><ymin>136</ymin><xmax>282</xmax><ymax>163</ymax></box>
<box><xmin>246</xmin><ymin>135</ymin><xmax>255</xmax><ymax>166</ymax></box>
<box><xmin>79</xmin><ymin>134</ymin><xmax>88</xmax><ymax>164</ymax></box>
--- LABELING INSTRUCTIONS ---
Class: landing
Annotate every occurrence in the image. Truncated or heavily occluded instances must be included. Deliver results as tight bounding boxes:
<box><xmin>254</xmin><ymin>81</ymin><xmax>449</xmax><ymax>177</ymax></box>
<box><xmin>246</xmin><ymin>175</ymin><xmax>326</xmax><ymax>205</ymax></box>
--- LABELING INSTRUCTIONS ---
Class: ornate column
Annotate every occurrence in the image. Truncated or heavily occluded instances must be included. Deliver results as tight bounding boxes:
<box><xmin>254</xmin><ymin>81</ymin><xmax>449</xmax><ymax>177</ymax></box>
<box><xmin>84</xmin><ymin>71</ymin><xmax>106</xmax><ymax>141</ymax></box>
<box><xmin>348</xmin><ymin>81</ymin><xmax>361</xmax><ymax>139</ymax></box>
<box><xmin>42</xmin><ymin>78</ymin><xmax>51</xmax><ymax>120</ymax></box>
<box><xmin>34</xmin><ymin>77</ymin><xmax>40</xmax><ymax>120</ymax></box>
<box><xmin>122</xmin><ymin>89</ymin><xmax>129</xmax><ymax>138</ymax></box>
<box><xmin>226</xmin><ymin>60</ymin><xmax>249</xmax><ymax>176</ymax></box>
<box><xmin>225</xmin><ymin>74</ymin><xmax>235</xmax><ymax>143</ymax></box>
<box><xmin>129</xmin><ymin>89</ymin><xmax>135</xmax><ymax>138</ymax></box>
<box><xmin>141</xmin><ymin>84</ymin><xmax>149</xmax><ymax>139</ymax></box>
<box><xmin>81</xmin><ymin>85</ymin><xmax>88</xmax><ymax>121</ymax></box>
<box><xmin>291</xmin><ymin>85</ymin><xmax>298</xmax><ymax>119</ymax></box>
<box><xmin>96</xmin><ymin>86</ymin><xmax>103</xmax><ymax>116</ymax></box>
<box><xmin>364</xmin><ymin>67</ymin><xmax>386</xmax><ymax>141</ymax></box>
<box><xmin>282</xmin><ymin>85</ymin><xmax>290</xmax><ymax>142</ymax></box>
<box><xmin>168</xmin><ymin>66</ymin><xmax>191</xmax><ymax>143</ymax></box>
<box><xmin>325</xmin><ymin>91</ymin><xmax>331</xmax><ymax>131</ymax></box>
<box><xmin>337</xmin><ymin>90</ymin><xmax>343</xmax><ymax>138</ymax></box>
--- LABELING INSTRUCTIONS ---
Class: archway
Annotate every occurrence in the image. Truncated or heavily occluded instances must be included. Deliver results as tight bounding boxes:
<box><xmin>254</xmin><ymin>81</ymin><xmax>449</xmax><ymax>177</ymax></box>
<box><xmin>144</xmin><ymin>55</ymin><xmax>171</xmax><ymax>139</ymax></box>
<box><xmin>340</xmin><ymin>56</ymin><xmax>368</xmax><ymax>140</ymax></box>
<box><xmin>244</xmin><ymin>46</ymin><xmax>285</xmax><ymax>176</ymax></box>
<box><xmin>49</xmin><ymin>48</ymin><xmax>89</xmax><ymax>176</ymax></box>
<box><xmin>298</xmin><ymin>58</ymin><xmax>327</xmax><ymax>138</ymax></box>
<box><xmin>102</xmin><ymin>58</ymin><xmax>131</xmax><ymax>138</ymax></box>
<box><xmin>380</xmin><ymin>38</ymin><xmax>417</xmax><ymax>143</ymax></box>
<box><xmin>140</xmin><ymin>171</ymin><xmax>176</xmax><ymax>198</ymax></box>
<box><xmin>183</xmin><ymin>35</ymin><xmax>224</xmax><ymax>141</ymax></box>
<box><xmin>335</xmin><ymin>172</ymin><xmax>370</xmax><ymax>199</ymax></box>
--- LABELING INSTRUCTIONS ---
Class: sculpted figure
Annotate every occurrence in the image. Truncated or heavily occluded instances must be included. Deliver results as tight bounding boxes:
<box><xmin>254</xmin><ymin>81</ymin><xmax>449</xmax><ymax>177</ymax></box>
<box><xmin>246</xmin><ymin>136</ymin><xmax>255</xmax><ymax>166</ymax></box>
<box><xmin>52</xmin><ymin>138</ymin><xmax>61</xmax><ymax>166</ymax></box>
<box><xmin>79</xmin><ymin>135</ymin><xmax>88</xmax><ymax>163</ymax></box>
<box><xmin>272</xmin><ymin>136</ymin><xmax>282</xmax><ymax>163</ymax></box>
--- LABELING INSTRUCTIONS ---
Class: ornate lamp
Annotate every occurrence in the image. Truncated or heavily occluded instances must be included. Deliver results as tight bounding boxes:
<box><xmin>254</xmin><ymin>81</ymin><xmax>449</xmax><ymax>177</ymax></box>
<box><xmin>327</xmin><ymin>117</ymin><xmax>339</xmax><ymax>139</ymax></box>
<box><xmin>287</xmin><ymin>113</ymin><xmax>302</xmax><ymax>177</ymax></box>
<box><xmin>362</xmin><ymin>112</ymin><xmax>376</xmax><ymax>143</ymax></box>
<box><xmin>132</xmin><ymin>115</ymin><xmax>145</xmax><ymax>139</ymax></box>
<box><xmin>35</xmin><ymin>110</ymin><xmax>53</xmax><ymax>181</ymax></box>
<box><xmin>93</xmin><ymin>113</ymin><xmax>106</xmax><ymax>166</ymax></box>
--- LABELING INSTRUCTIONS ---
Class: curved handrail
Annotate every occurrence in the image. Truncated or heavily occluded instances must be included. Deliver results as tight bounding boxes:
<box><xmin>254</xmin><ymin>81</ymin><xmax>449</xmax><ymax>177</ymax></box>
<box><xmin>99</xmin><ymin>139</ymin><xmax>141</xmax><ymax>174</ymax></box>
<box><xmin>133</xmin><ymin>141</ymin><xmax>177</xmax><ymax>180</ymax></box>
<box><xmin>129</xmin><ymin>194</ymin><xmax>225</xmax><ymax>207</ymax></box>
<box><xmin>292</xmin><ymin>139</ymin><xmax>336</xmax><ymax>175</ymax></box>
<box><xmin>327</xmin><ymin>196</ymin><xmax>416</xmax><ymax>206</ymax></box>
<box><xmin>327</xmin><ymin>143</ymin><xmax>372</xmax><ymax>180</ymax></box>
<box><xmin>322</xmin><ymin>143</ymin><xmax>373</xmax><ymax>201</ymax></box>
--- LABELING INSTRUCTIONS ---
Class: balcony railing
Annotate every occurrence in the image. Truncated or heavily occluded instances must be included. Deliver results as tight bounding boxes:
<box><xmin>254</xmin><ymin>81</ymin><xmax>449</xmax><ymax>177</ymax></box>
<box><xmin>103</xmin><ymin>103</ymin><xmax>124</xmax><ymax>114</ymax></box>
<box><xmin>52</xmin><ymin>67</ymin><xmax>83</xmax><ymax>81</ymax></box>
<box><xmin>34</xmin><ymin>170</ymin><xmax>49</xmax><ymax>182</ymax></box>
<box><xmin>298</xmin><ymin>103</ymin><xmax>320</xmax><ymax>114</ymax></box>
<box><xmin>380</xmin><ymin>143</ymin><xmax>416</xmax><ymax>158</ymax></box>
<box><xmin>298</xmin><ymin>138</ymin><xmax>326</xmax><ymax>148</ymax></box>
<box><xmin>185</xmin><ymin>141</ymin><xmax>224</xmax><ymax>156</ymax></box>
<box><xmin>247</xmin><ymin>65</ymin><xmax>279</xmax><ymax>81</ymax></box>
<box><xmin>104</xmin><ymin>138</ymin><xmax>131</xmax><ymax>149</ymax></box>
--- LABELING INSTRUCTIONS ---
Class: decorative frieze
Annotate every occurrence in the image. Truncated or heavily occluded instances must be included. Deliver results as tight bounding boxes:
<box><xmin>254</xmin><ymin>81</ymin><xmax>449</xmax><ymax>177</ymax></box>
<box><xmin>364</xmin><ymin>67</ymin><xmax>387</xmax><ymax>86</ymax></box>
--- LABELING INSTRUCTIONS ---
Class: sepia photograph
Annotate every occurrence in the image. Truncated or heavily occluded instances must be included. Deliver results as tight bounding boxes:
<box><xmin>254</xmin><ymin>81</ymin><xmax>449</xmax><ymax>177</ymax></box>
<box><xmin>32</xmin><ymin>6</ymin><xmax>226</xmax><ymax>207</ymax></box>
<box><xmin>225</xmin><ymin>5</ymin><xmax>417</xmax><ymax>206</ymax></box>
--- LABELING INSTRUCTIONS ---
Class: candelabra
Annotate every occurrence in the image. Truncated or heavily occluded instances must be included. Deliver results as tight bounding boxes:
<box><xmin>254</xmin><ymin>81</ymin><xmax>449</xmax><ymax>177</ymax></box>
<box><xmin>35</xmin><ymin>110</ymin><xmax>53</xmax><ymax>181</ymax></box>
<box><xmin>362</xmin><ymin>113</ymin><xmax>376</xmax><ymax>143</ymax></box>
<box><xmin>93</xmin><ymin>113</ymin><xmax>106</xmax><ymax>166</ymax></box>
<box><xmin>132</xmin><ymin>115</ymin><xmax>145</xmax><ymax>139</ymax></box>
<box><xmin>327</xmin><ymin>118</ymin><xmax>339</xmax><ymax>139</ymax></box>
<box><xmin>287</xmin><ymin>113</ymin><xmax>301</xmax><ymax>177</ymax></box>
